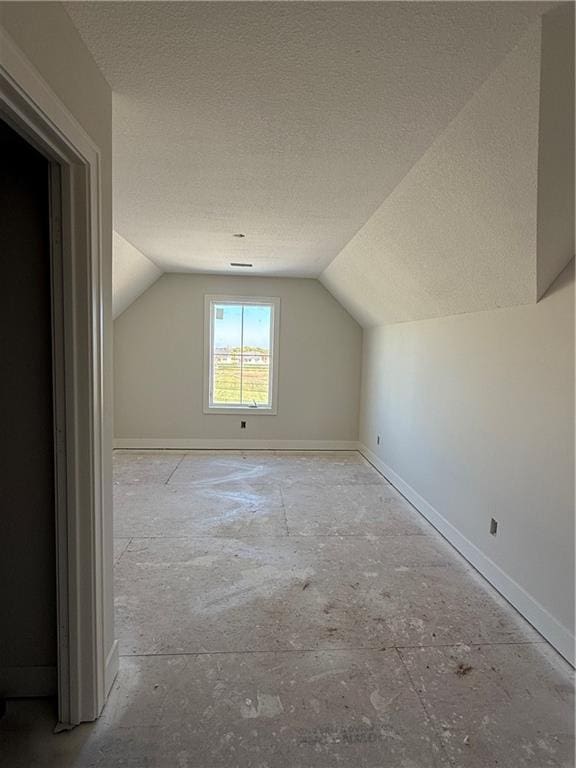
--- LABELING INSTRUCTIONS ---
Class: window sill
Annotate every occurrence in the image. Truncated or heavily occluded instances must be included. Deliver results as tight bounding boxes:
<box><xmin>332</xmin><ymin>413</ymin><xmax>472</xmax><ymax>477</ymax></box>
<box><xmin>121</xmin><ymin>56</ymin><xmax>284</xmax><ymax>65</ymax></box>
<box><xmin>204</xmin><ymin>405</ymin><xmax>277</xmax><ymax>416</ymax></box>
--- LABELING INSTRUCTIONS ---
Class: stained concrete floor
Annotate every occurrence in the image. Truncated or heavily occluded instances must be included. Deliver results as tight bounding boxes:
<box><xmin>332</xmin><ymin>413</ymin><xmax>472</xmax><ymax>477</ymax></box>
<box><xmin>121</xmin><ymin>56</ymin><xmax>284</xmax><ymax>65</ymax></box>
<box><xmin>1</xmin><ymin>450</ymin><xmax>574</xmax><ymax>767</ymax></box>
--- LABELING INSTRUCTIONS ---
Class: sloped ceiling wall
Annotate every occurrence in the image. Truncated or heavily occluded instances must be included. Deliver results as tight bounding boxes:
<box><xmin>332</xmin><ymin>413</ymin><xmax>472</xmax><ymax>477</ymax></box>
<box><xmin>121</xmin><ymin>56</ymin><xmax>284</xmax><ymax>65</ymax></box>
<box><xmin>321</xmin><ymin>5</ymin><xmax>574</xmax><ymax>327</ymax></box>
<box><xmin>537</xmin><ymin>4</ymin><xmax>575</xmax><ymax>298</ymax></box>
<box><xmin>113</xmin><ymin>232</ymin><xmax>162</xmax><ymax>318</ymax></box>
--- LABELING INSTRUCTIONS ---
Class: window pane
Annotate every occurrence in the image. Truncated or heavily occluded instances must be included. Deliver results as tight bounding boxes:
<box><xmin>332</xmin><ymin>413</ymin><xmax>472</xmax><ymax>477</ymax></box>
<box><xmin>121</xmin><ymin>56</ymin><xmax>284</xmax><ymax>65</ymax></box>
<box><xmin>212</xmin><ymin>353</ymin><xmax>241</xmax><ymax>405</ymax></box>
<box><xmin>241</xmin><ymin>304</ymin><xmax>272</xmax><ymax>406</ymax></box>
<box><xmin>209</xmin><ymin>300</ymin><xmax>274</xmax><ymax>409</ymax></box>
<box><xmin>212</xmin><ymin>303</ymin><xmax>242</xmax><ymax>406</ymax></box>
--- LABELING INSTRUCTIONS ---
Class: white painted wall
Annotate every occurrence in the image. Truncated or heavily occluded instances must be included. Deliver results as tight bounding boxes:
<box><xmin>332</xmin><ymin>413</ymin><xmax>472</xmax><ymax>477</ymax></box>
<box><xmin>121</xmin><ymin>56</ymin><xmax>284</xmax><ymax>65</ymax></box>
<box><xmin>360</xmin><ymin>261</ymin><xmax>575</xmax><ymax>662</ymax></box>
<box><xmin>0</xmin><ymin>1</ymin><xmax>115</xmax><ymax>685</ymax></box>
<box><xmin>114</xmin><ymin>275</ymin><xmax>361</xmax><ymax>447</ymax></box>
<box><xmin>113</xmin><ymin>231</ymin><xmax>162</xmax><ymax>318</ymax></box>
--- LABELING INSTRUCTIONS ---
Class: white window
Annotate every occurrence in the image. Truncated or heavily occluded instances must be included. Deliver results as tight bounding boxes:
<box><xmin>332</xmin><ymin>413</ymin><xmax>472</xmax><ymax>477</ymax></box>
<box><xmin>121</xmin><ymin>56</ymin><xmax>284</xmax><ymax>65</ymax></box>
<box><xmin>204</xmin><ymin>296</ymin><xmax>280</xmax><ymax>414</ymax></box>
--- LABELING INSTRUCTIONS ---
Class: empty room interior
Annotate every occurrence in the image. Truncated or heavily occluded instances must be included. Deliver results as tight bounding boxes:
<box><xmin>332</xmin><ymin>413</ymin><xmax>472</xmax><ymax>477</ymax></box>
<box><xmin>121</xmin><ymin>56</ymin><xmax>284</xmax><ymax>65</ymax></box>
<box><xmin>0</xmin><ymin>1</ymin><xmax>574</xmax><ymax>767</ymax></box>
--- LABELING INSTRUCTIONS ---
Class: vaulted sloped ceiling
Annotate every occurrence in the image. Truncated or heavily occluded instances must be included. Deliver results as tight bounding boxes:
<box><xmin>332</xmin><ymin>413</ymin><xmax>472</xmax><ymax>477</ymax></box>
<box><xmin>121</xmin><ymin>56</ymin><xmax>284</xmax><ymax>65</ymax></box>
<box><xmin>66</xmin><ymin>2</ymin><xmax>573</xmax><ymax>325</ymax></box>
<box><xmin>322</xmin><ymin>22</ymin><xmax>542</xmax><ymax>326</ymax></box>
<box><xmin>321</xmin><ymin>4</ymin><xmax>574</xmax><ymax>326</ymax></box>
<box><xmin>113</xmin><ymin>232</ymin><xmax>162</xmax><ymax>319</ymax></box>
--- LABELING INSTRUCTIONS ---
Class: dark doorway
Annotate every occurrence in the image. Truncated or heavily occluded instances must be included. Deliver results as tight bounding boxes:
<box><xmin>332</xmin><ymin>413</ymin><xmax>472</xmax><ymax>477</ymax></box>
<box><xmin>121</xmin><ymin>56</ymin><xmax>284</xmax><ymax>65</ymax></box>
<box><xmin>0</xmin><ymin>119</ymin><xmax>57</xmax><ymax>698</ymax></box>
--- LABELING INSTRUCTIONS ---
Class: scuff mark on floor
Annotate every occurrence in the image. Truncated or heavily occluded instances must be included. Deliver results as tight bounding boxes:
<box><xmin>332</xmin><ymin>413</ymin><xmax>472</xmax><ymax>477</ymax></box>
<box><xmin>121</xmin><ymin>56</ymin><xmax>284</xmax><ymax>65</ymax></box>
<box><xmin>370</xmin><ymin>689</ymin><xmax>402</xmax><ymax>718</ymax></box>
<box><xmin>456</xmin><ymin>663</ymin><xmax>473</xmax><ymax>677</ymax></box>
<box><xmin>240</xmin><ymin>693</ymin><xmax>284</xmax><ymax>719</ymax></box>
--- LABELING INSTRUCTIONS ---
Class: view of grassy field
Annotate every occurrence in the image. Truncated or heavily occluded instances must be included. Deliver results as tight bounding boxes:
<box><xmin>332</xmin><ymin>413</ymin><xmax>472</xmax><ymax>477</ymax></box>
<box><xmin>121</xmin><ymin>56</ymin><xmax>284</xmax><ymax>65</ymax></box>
<box><xmin>213</xmin><ymin>359</ymin><xmax>270</xmax><ymax>405</ymax></box>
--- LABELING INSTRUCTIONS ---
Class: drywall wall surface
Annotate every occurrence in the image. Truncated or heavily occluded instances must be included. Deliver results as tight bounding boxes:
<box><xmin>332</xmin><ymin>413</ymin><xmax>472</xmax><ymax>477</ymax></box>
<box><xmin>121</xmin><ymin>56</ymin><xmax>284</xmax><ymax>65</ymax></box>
<box><xmin>360</xmin><ymin>260</ymin><xmax>575</xmax><ymax>657</ymax></box>
<box><xmin>536</xmin><ymin>3</ymin><xmax>575</xmax><ymax>298</ymax></box>
<box><xmin>113</xmin><ymin>231</ymin><xmax>162</xmax><ymax>318</ymax></box>
<box><xmin>0</xmin><ymin>2</ymin><xmax>115</xmax><ymax>680</ymax></box>
<box><xmin>0</xmin><ymin>2</ymin><xmax>111</xmax><ymax>152</ymax></box>
<box><xmin>321</xmin><ymin>21</ymin><xmax>542</xmax><ymax>326</ymax></box>
<box><xmin>114</xmin><ymin>275</ymin><xmax>361</xmax><ymax>443</ymax></box>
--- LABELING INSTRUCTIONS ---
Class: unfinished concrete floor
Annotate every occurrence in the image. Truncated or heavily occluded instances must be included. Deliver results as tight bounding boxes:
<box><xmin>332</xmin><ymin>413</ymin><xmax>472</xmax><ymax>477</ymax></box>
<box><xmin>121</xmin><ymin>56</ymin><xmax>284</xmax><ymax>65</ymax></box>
<box><xmin>1</xmin><ymin>450</ymin><xmax>573</xmax><ymax>767</ymax></box>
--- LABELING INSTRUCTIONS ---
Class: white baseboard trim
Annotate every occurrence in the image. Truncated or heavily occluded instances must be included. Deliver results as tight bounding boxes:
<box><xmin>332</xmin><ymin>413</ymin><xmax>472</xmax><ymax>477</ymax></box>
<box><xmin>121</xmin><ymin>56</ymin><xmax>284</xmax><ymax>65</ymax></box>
<box><xmin>359</xmin><ymin>444</ymin><xmax>575</xmax><ymax>666</ymax></box>
<box><xmin>114</xmin><ymin>438</ymin><xmax>360</xmax><ymax>451</ymax></box>
<box><xmin>0</xmin><ymin>666</ymin><xmax>57</xmax><ymax>697</ymax></box>
<box><xmin>104</xmin><ymin>640</ymin><xmax>119</xmax><ymax>699</ymax></box>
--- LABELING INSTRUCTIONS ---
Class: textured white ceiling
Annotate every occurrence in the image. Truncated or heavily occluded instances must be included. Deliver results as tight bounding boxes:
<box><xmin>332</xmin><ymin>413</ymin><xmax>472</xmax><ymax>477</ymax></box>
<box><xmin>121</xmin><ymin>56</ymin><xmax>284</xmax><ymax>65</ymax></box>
<box><xmin>322</xmin><ymin>22</ymin><xmax>542</xmax><ymax>326</ymax></box>
<box><xmin>66</xmin><ymin>1</ymin><xmax>550</xmax><ymax>277</ymax></box>
<box><xmin>321</xmin><ymin>3</ymin><xmax>573</xmax><ymax>326</ymax></box>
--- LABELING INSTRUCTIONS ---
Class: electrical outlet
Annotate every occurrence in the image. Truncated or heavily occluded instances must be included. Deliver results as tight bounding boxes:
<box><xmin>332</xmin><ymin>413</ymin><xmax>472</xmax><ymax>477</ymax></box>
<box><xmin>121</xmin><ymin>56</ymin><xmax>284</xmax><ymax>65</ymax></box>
<box><xmin>240</xmin><ymin>420</ymin><xmax>246</xmax><ymax>429</ymax></box>
<box><xmin>377</xmin><ymin>435</ymin><xmax>381</xmax><ymax>445</ymax></box>
<box><xmin>490</xmin><ymin>518</ymin><xmax>498</xmax><ymax>536</ymax></box>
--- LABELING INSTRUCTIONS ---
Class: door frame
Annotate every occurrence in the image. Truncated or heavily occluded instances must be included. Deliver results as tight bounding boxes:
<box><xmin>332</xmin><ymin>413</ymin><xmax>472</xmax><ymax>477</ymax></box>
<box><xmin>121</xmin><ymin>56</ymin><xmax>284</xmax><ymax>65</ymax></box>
<box><xmin>0</xmin><ymin>29</ymin><xmax>112</xmax><ymax>724</ymax></box>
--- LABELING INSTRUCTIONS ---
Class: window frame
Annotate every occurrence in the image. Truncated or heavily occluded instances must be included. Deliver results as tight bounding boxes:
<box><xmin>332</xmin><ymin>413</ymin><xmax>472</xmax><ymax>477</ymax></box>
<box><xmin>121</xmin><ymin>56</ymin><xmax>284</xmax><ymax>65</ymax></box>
<box><xmin>203</xmin><ymin>295</ymin><xmax>280</xmax><ymax>415</ymax></box>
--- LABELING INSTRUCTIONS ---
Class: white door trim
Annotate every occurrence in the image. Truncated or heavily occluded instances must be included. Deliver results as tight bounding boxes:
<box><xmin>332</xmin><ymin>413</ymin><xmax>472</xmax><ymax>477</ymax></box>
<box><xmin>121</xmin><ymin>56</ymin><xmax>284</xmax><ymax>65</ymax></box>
<box><xmin>0</xmin><ymin>28</ymin><xmax>112</xmax><ymax>724</ymax></box>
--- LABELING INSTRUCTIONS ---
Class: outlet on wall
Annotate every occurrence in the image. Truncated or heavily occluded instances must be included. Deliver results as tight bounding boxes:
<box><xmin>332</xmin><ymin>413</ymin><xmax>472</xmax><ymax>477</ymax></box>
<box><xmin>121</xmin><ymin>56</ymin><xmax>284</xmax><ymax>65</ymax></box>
<box><xmin>377</xmin><ymin>435</ymin><xmax>381</xmax><ymax>445</ymax></box>
<box><xmin>490</xmin><ymin>518</ymin><xmax>498</xmax><ymax>536</ymax></box>
<box><xmin>240</xmin><ymin>420</ymin><xmax>246</xmax><ymax>429</ymax></box>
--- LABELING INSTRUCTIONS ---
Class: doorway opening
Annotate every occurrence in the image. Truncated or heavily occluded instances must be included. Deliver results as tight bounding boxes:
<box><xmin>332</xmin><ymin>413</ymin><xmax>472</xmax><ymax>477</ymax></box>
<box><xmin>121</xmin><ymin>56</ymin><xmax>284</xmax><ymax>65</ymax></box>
<box><xmin>1</xmin><ymin>31</ymin><xmax>110</xmax><ymax>725</ymax></box>
<box><xmin>0</xmin><ymin>116</ymin><xmax>76</xmax><ymax>727</ymax></box>
<box><xmin>0</xmin><ymin>118</ymin><xmax>59</xmax><ymax>710</ymax></box>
